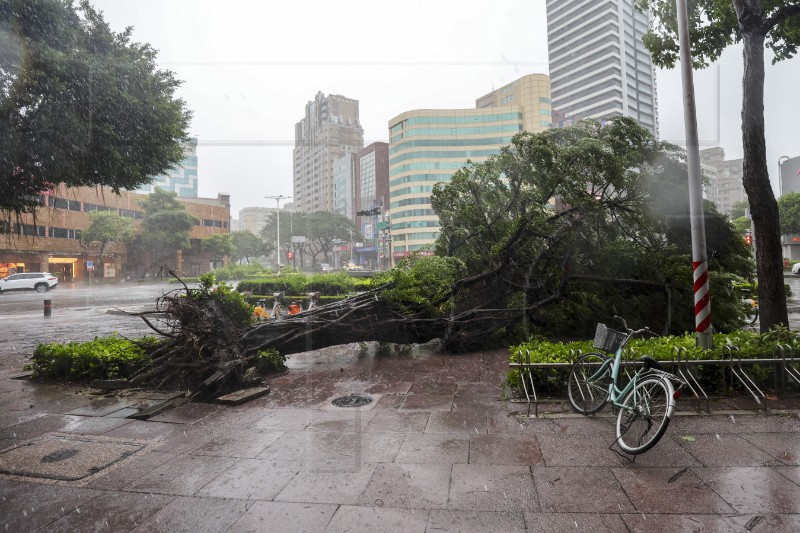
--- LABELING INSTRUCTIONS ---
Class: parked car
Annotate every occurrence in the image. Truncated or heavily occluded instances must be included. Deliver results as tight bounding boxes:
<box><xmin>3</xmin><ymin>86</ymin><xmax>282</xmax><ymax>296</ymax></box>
<box><xmin>0</xmin><ymin>272</ymin><xmax>59</xmax><ymax>293</ymax></box>
<box><xmin>792</xmin><ymin>262</ymin><xmax>800</xmax><ymax>275</ymax></box>
<box><xmin>314</xmin><ymin>263</ymin><xmax>334</xmax><ymax>273</ymax></box>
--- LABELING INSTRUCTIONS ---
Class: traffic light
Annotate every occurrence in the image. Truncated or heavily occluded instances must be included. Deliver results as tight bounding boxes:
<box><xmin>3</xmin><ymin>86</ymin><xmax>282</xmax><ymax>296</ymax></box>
<box><xmin>287</xmin><ymin>251</ymin><xmax>294</xmax><ymax>260</ymax></box>
<box><xmin>744</xmin><ymin>233</ymin><xmax>753</xmax><ymax>246</ymax></box>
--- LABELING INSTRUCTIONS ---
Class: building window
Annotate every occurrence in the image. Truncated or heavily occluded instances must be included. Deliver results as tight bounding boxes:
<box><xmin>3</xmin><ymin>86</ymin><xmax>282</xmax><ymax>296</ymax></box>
<box><xmin>15</xmin><ymin>223</ymin><xmax>45</xmax><ymax>237</ymax></box>
<box><xmin>47</xmin><ymin>227</ymin><xmax>82</xmax><ymax>239</ymax></box>
<box><xmin>48</xmin><ymin>196</ymin><xmax>81</xmax><ymax>211</ymax></box>
<box><xmin>119</xmin><ymin>209</ymin><xmax>143</xmax><ymax>219</ymax></box>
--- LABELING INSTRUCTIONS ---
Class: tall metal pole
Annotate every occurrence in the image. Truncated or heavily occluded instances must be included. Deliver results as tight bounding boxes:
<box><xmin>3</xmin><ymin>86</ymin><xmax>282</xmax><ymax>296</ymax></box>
<box><xmin>265</xmin><ymin>195</ymin><xmax>291</xmax><ymax>267</ymax></box>
<box><xmin>676</xmin><ymin>0</ymin><xmax>712</xmax><ymax>348</ymax></box>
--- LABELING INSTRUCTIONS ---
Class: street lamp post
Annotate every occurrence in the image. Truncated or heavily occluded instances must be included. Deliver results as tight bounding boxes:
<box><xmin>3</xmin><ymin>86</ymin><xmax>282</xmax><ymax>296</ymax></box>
<box><xmin>779</xmin><ymin>155</ymin><xmax>790</xmax><ymax>197</ymax></box>
<box><xmin>265</xmin><ymin>195</ymin><xmax>291</xmax><ymax>267</ymax></box>
<box><xmin>676</xmin><ymin>0</ymin><xmax>712</xmax><ymax>348</ymax></box>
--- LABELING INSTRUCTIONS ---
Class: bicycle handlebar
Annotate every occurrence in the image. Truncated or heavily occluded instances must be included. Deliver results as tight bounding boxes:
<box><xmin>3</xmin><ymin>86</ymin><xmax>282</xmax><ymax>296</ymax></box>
<box><xmin>613</xmin><ymin>315</ymin><xmax>651</xmax><ymax>338</ymax></box>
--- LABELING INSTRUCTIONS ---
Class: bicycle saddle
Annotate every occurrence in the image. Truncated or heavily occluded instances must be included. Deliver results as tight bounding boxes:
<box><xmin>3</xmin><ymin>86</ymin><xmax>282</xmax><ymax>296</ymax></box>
<box><xmin>640</xmin><ymin>356</ymin><xmax>663</xmax><ymax>371</ymax></box>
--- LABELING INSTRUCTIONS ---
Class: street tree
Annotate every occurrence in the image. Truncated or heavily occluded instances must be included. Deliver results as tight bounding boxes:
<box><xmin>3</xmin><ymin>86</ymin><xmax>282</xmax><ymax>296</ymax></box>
<box><xmin>305</xmin><ymin>211</ymin><xmax>359</xmax><ymax>268</ymax></box>
<box><xmin>733</xmin><ymin>216</ymin><xmax>752</xmax><ymax>235</ymax></box>
<box><xmin>230</xmin><ymin>230</ymin><xmax>271</xmax><ymax>264</ymax></box>
<box><xmin>0</xmin><ymin>0</ymin><xmax>191</xmax><ymax>215</ymax></box>
<box><xmin>778</xmin><ymin>192</ymin><xmax>800</xmax><ymax>235</ymax></box>
<box><xmin>730</xmin><ymin>200</ymin><xmax>750</xmax><ymax>220</ymax></box>
<box><xmin>259</xmin><ymin>211</ymin><xmax>309</xmax><ymax>268</ymax></box>
<box><xmin>80</xmin><ymin>210</ymin><xmax>135</xmax><ymax>274</ymax></box>
<box><xmin>128</xmin><ymin>119</ymin><xmax>756</xmax><ymax>392</ymax></box>
<box><xmin>635</xmin><ymin>0</ymin><xmax>800</xmax><ymax>331</ymax></box>
<box><xmin>135</xmin><ymin>188</ymin><xmax>197</xmax><ymax>271</ymax></box>
<box><xmin>202</xmin><ymin>233</ymin><xmax>234</xmax><ymax>268</ymax></box>
<box><xmin>432</xmin><ymin>117</ymin><xmax>753</xmax><ymax>337</ymax></box>
<box><xmin>240</xmin><ymin>118</ymin><xmax>754</xmax><ymax>357</ymax></box>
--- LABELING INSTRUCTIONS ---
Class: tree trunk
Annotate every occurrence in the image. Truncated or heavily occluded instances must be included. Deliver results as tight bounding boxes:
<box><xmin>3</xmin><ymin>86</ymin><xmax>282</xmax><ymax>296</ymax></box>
<box><xmin>736</xmin><ymin>8</ymin><xmax>788</xmax><ymax>331</ymax></box>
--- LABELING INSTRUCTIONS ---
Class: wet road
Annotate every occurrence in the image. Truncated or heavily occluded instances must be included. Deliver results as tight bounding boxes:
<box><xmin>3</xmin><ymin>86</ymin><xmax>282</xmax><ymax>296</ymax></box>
<box><xmin>0</xmin><ymin>282</ymin><xmax>178</xmax><ymax>354</ymax></box>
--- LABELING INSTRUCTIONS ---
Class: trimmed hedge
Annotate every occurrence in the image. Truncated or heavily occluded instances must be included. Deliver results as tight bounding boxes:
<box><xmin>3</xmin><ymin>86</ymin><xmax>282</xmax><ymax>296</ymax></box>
<box><xmin>238</xmin><ymin>272</ymin><xmax>371</xmax><ymax>297</ymax></box>
<box><xmin>507</xmin><ymin>328</ymin><xmax>800</xmax><ymax>396</ymax></box>
<box><xmin>31</xmin><ymin>335</ymin><xmax>157</xmax><ymax>381</ymax></box>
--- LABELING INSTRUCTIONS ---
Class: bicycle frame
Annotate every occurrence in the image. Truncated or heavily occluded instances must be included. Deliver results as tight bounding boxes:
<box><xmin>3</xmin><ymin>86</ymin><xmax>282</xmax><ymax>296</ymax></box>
<box><xmin>584</xmin><ymin>334</ymin><xmax>667</xmax><ymax>409</ymax></box>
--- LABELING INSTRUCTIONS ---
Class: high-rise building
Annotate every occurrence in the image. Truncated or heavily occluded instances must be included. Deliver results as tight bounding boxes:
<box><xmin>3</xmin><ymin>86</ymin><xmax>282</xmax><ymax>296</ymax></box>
<box><xmin>354</xmin><ymin>142</ymin><xmax>390</xmax><ymax>268</ymax></box>
<box><xmin>293</xmin><ymin>92</ymin><xmax>364</xmax><ymax>213</ymax></box>
<box><xmin>332</xmin><ymin>153</ymin><xmax>357</xmax><ymax>220</ymax></box>
<box><xmin>779</xmin><ymin>155</ymin><xmax>800</xmax><ymax>197</ymax></box>
<box><xmin>700</xmin><ymin>147</ymin><xmax>745</xmax><ymax>216</ymax></box>
<box><xmin>388</xmin><ymin>74</ymin><xmax>551</xmax><ymax>260</ymax></box>
<box><xmin>546</xmin><ymin>0</ymin><xmax>658</xmax><ymax>136</ymax></box>
<box><xmin>137</xmin><ymin>137</ymin><xmax>199</xmax><ymax>197</ymax></box>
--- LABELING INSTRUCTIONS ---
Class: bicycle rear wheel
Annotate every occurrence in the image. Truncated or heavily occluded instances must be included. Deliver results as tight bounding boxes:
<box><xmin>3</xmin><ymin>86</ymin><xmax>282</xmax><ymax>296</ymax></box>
<box><xmin>615</xmin><ymin>376</ymin><xmax>674</xmax><ymax>455</ymax></box>
<box><xmin>567</xmin><ymin>352</ymin><xmax>612</xmax><ymax>415</ymax></box>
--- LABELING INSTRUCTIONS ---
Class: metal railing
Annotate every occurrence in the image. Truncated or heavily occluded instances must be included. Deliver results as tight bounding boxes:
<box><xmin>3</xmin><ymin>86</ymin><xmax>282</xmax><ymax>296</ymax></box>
<box><xmin>509</xmin><ymin>343</ymin><xmax>800</xmax><ymax>416</ymax></box>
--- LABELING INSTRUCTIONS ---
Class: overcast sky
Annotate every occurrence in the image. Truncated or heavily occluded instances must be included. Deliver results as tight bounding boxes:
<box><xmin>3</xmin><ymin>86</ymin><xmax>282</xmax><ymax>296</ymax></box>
<box><xmin>92</xmin><ymin>0</ymin><xmax>800</xmax><ymax>216</ymax></box>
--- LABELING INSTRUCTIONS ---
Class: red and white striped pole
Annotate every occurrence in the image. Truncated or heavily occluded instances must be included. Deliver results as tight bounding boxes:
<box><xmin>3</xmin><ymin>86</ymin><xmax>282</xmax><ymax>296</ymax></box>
<box><xmin>693</xmin><ymin>260</ymin><xmax>712</xmax><ymax>336</ymax></box>
<box><xmin>678</xmin><ymin>0</ymin><xmax>713</xmax><ymax>348</ymax></box>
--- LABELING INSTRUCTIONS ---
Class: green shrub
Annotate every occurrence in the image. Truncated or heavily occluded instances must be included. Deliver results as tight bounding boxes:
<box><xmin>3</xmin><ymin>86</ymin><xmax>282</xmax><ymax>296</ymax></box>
<box><xmin>196</xmin><ymin>273</ymin><xmax>254</xmax><ymax>327</ymax></box>
<box><xmin>238</xmin><ymin>271</ymin><xmax>361</xmax><ymax>297</ymax></box>
<box><xmin>253</xmin><ymin>348</ymin><xmax>286</xmax><ymax>374</ymax></box>
<box><xmin>506</xmin><ymin>327</ymin><xmax>800</xmax><ymax>396</ymax></box>
<box><xmin>211</xmin><ymin>263</ymin><xmax>271</xmax><ymax>281</ymax></box>
<box><xmin>32</xmin><ymin>335</ymin><xmax>156</xmax><ymax>381</ymax></box>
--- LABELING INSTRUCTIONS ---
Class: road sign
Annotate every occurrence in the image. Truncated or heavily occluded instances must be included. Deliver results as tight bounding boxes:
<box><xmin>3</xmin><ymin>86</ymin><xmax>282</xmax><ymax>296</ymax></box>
<box><xmin>377</xmin><ymin>221</ymin><xmax>389</xmax><ymax>230</ymax></box>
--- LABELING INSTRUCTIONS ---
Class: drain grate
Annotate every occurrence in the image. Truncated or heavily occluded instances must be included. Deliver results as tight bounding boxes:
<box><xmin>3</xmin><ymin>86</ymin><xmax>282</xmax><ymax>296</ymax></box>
<box><xmin>332</xmin><ymin>393</ymin><xmax>373</xmax><ymax>408</ymax></box>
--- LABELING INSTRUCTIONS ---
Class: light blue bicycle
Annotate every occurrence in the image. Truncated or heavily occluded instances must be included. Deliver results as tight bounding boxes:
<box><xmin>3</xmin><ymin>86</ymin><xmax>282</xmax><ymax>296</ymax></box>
<box><xmin>567</xmin><ymin>319</ymin><xmax>685</xmax><ymax>455</ymax></box>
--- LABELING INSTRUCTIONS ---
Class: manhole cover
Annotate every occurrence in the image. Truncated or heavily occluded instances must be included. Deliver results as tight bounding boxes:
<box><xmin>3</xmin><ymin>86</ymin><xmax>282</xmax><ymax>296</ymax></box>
<box><xmin>332</xmin><ymin>394</ymin><xmax>373</xmax><ymax>408</ymax></box>
<box><xmin>0</xmin><ymin>436</ymin><xmax>143</xmax><ymax>481</ymax></box>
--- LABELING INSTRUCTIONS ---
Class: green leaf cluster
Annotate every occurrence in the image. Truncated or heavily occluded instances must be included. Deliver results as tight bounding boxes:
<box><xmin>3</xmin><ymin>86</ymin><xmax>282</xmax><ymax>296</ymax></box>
<box><xmin>371</xmin><ymin>255</ymin><xmax>467</xmax><ymax>317</ymax></box>
<box><xmin>0</xmin><ymin>0</ymin><xmax>191</xmax><ymax>214</ymax></box>
<box><xmin>31</xmin><ymin>335</ymin><xmax>156</xmax><ymax>381</ymax></box>
<box><xmin>238</xmin><ymin>271</ymin><xmax>369</xmax><ymax>297</ymax></box>
<box><xmin>253</xmin><ymin>348</ymin><xmax>286</xmax><ymax>374</ymax></box>
<box><xmin>431</xmin><ymin>117</ymin><xmax>754</xmax><ymax>338</ymax></box>
<box><xmin>195</xmin><ymin>273</ymin><xmax>253</xmax><ymax>327</ymax></box>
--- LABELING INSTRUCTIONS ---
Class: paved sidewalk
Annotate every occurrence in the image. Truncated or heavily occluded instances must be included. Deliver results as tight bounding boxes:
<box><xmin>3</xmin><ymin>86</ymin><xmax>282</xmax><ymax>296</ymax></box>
<box><xmin>1</xmin><ymin>346</ymin><xmax>799</xmax><ymax>532</ymax></box>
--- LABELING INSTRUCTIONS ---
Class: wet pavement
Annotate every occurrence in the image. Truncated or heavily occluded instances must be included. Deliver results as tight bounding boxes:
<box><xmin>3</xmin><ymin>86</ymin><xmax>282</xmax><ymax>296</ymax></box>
<box><xmin>1</xmin><ymin>343</ymin><xmax>800</xmax><ymax>532</ymax></box>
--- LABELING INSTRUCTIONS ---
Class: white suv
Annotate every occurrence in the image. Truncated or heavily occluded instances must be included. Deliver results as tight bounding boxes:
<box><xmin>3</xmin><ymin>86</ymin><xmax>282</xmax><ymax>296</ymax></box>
<box><xmin>0</xmin><ymin>272</ymin><xmax>59</xmax><ymax>293</ymax></box>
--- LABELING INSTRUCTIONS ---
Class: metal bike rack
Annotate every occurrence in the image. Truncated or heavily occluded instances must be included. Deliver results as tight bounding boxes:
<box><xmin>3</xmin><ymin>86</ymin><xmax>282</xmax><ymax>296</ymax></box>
<box><xmin>775</xmin><ymin>344</ymin><xmax>800</xmax><ymax>392</ymax></box>
<box><xmin>516</xmin><ymin>349</ymin><xmax>538</xmax><ymax>417</ymax></box>
<box><xmin>723</xmin><ymin>345</ymin><xmax>767</xmax><ymax>414</ymax></box>
<box><xmin>671</xmin><ymin>346</ymin><xmax>710</xmax><ymax>413</ymax></box>
<box><xmin>509</xmin><ymin>343</ymin><xmax>800</xmax><ymax>416</ymax></box>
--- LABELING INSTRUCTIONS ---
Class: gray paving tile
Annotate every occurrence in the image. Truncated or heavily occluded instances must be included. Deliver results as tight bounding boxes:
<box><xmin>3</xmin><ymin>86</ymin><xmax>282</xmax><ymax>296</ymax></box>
<box><xmin>395</xmin><ymin>433</ymin><xmax>469</xmax><ymax>465</ymax></box>
<box><xmin>430</xmin><ymin>510</ymin><xmax>526</xmax><ymax>532</ymax></box>
<box><xmin>357</xmin><ymin>462</ymin><xmax>450</xmax><ymax>509</ymax></box>
<box><xmin>613</xmin><ymin>467</ymin><xmax>735</xmax><ymax>514</ymax></box>
<box><xmin>534</xmin><ymin>466</ymin><xmax>635</xmax><ymax>513</ymax></box>
<box><xmin>274</xmin><ymin>462</ymin><xmax>377</xmax><ymax>505</ymax></box>
<box><xmin>196</xmin><ymin>458</ymin><xmax>302</xmax><ymax>500</ymax></box>
<box><xmin>694</xmin><ymin>466</ymin><xmax>800</xmax><ymax>514</ymax></box>
<box><xmin>130</xmin><ymin>496</ymin><xmax>248</xmax><ymax>533</ymax></box>
<box><xmin>524</xmin><ymin>512</ymin><xmax>628</xmax><ymax>532</ymax></box>
<box><xmin>449</xmin><ymin>463</ymin><xmax>538</xmax><ymax>512</ymax></box>
<box><xmin>228</xmin><ymin>501</ymin><xmax>338</xmax><ymax>533</ymax></box>
<box><xmin>324</xmin><ymin>505</ymin><xmax>428</xmax><ymax>533</ymax></box>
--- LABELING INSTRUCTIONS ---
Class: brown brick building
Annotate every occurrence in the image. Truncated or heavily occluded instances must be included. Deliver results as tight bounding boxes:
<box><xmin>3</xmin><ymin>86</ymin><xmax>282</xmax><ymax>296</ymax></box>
<box><xmin>0</xmin><ymin>185</ymin><xmax>230</xmax><ymax>282</ymax></box>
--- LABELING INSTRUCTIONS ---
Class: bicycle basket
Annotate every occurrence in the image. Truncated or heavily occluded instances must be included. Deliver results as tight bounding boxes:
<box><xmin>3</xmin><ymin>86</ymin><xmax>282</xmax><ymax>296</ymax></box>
<box><xmin>593</xmin><ymin>323</ymin><xmax>628</xmax><ymax>353</ymax></box>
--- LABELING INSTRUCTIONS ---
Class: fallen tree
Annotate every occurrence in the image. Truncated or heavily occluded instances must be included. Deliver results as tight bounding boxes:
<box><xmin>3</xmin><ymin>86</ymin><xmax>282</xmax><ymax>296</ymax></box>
<box><xmin>129</xmin><ymin>118</ymin><xmax>756</xmax><ymax>396</ymax></box>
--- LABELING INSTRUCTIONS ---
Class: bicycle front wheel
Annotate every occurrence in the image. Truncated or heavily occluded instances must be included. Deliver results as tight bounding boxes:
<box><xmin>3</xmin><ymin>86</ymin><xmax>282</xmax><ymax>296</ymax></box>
<box><xmin>615</xmin><ymin>376</ymin><xmax>674</xmax><ymax>455</ymax></box>
<box><xmin>567</xmin><ymin>352</ymin><xmax>611</xmax><ymax>415</ymax></box>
